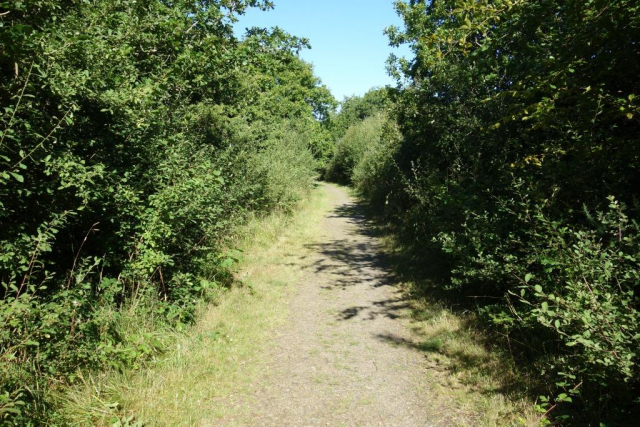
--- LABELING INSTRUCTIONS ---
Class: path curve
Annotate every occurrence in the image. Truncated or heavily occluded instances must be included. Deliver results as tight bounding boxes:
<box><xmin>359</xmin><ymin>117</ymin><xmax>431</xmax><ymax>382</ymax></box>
<box><xmin>218</xmin><ymin>184</ymin><xmax>433</xmax><ymax>426</ymax></box>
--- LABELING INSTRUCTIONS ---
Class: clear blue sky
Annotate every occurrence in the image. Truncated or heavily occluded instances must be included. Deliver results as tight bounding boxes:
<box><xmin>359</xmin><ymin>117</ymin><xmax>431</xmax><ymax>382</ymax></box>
<box><xmin>233</xmin><ymin>0</ymin><xmax>410</xmax><ymax>101</ymax></box>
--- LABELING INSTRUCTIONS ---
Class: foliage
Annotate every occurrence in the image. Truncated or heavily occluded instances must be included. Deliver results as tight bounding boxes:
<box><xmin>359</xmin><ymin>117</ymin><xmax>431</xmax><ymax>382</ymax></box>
<box><xmin>330</xmin><ymin>0</ymin><xmax>640</xmax><ymax>423</ymax></box>
<box><xmin>328</xmin><ymin>87</ymin><xmax>391</xmax><ymax>141</ymax></box>
<box><xmin>324</xmin><ymin>88</ymin><xmax>394</xmax><ymax>183</ymax></box>
<box><xmin>0</xmin><ymin>0</ymin><xmax>334</xmax><ymax>423</ymax></box>
<box><xmin>325</xmin><ymin>112</ymin><xmax>389</xmax><ymax>184</ymax></box>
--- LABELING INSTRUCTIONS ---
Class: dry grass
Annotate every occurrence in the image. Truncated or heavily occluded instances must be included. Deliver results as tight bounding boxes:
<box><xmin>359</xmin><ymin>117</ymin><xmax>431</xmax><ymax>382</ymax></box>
<box><xmin>60</xmin><ymin>183</ymin><xmax>541</xmax><ymax>426</ymax></box>
<box><xmin>373</xmin><ymin>227</ymin><xmax>542</xmax><ymax>426</ymax></box>
<box><xmin>59</xmin><ymin>185</ymin><xmax>331</xmax><ymax>426</ymax></box>
<box><xmin>402</xmin><ymin>289</ymin><xmax>540</xmax><ymax>426</ymax></box>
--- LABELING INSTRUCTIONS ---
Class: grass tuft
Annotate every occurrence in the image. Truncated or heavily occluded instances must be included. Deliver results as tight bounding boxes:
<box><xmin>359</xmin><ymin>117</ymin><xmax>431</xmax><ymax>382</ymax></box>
<box><xmin>59</xmin><ymin>185</ymin><xmax>331</xmax><ymax>426</ymax></box>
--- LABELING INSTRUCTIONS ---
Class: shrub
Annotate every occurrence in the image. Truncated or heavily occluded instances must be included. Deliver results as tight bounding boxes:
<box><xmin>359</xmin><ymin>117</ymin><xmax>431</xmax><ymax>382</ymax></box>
<box><xmin>333</xmin><ymin>0</ymin><xmax>640</xmax><ymax>422</ymax></box>
<box><xmin>325</xmin><ymin>113</ymin><xmax>388</xmax><ymax>184</ymax></box>
<box><xmin>0</xmin><ymin>0</ymin><xmax>334</xmax><ymax>423</ymax></box>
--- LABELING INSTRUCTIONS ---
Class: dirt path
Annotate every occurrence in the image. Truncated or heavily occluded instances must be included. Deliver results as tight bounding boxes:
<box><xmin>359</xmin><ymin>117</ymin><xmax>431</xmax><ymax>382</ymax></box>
<box><xmin>217</xmin><ymin>184</ymin><xmax>433</xmax><ymax>426</ymax></box>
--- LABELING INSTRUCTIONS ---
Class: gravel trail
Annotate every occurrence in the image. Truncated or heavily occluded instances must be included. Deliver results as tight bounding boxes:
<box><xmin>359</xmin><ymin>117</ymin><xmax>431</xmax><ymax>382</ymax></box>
<box><xmin>217</xmin><ymin>184</ymin><xmax>434</xmax><ymax>427</ymax></box>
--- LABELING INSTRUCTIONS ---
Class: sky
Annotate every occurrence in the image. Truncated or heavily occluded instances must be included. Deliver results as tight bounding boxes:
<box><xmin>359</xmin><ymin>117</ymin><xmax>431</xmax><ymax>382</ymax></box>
<box><xmin>233</xmin><ymin>0</ymin><xmax>411</xmax><ymax>101</ymax></box>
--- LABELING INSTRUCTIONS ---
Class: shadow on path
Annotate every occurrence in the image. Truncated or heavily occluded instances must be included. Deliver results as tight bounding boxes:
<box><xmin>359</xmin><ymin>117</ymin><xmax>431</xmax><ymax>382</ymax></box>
<box><xmin>303</xmin><ymin>198</ymin><xmax>415</xmax><ymax>325</ymax></box>
<box><xmin>307</xmin><ymin>187</ymin><xmax>537</xmax><ymax>419</ymax></box>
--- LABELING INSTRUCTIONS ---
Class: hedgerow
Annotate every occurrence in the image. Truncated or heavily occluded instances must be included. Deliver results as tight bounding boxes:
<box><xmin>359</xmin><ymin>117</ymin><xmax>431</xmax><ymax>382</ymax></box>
<box><xmin>0</xmin><ymin>1</ymin><xmax>334</xmax><ymax>423</ymax></box>
<box><xmin>329</xmin><ymin>0</ymin><xmax>640</xmax><ymax>423</ymax></box>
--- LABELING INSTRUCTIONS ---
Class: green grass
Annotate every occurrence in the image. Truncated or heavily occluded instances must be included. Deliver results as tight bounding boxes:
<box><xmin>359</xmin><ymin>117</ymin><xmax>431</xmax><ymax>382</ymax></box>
<box><xmin>366</xmin><ymin>235</ymin><xmax>541</xmax><ymax>425</ymax></box>
<box><xmin>58</xmin><ymin>185</ymin><xmax>331</xmax><ymax>426</ymax></box>
<box><xmin>335</xmin><ymin>186</ymin><xmax>540</xmax><ymax>426</ymax></box>
<box><xmin>58</xmin><ymin>183</ymin><xmax>541</xmax><ymax>426</ymax></box>
<box><xmin>401</xmin><ymin>286</ymin><xmax>539</xmax><ymax>426</ymax></box>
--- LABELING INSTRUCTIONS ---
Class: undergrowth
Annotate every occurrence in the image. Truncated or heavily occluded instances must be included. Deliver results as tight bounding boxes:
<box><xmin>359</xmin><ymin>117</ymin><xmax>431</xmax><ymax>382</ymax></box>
<box><xmin>57</xmin><ymin>184</ymin><xmax>331</xmax><ymax>426</ymax></box>
<box><xmin>0</xmin><ymin>1</ymin><xmax>335</xmax><ymax>424</ymax></box>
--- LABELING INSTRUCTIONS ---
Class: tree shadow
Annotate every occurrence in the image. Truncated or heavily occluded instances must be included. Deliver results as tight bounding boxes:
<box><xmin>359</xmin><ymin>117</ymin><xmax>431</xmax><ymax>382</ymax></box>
<box><xmin>336</xmin><ymin>297</ymin><xmax>410</xmax><ymax>321</ymax></box>
<box><xmin>304</xmin><ymin>199</ymin><xmax>394</xmax><ymax>291</ymax></box>
<box><xmin>303</xmin><ymin>198</ymin><xmax>416</xmax><ymax>322</ymax></box>
<box><xmin>308</xmin><ymin>192</ymin><xmax>542</xmax><ymax>421</ymax></box>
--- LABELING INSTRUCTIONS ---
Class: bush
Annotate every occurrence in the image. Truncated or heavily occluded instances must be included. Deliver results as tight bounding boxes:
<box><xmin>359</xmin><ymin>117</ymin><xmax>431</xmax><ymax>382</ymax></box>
<box><xmin>334</xmin><ymin>0</ymin><xmax>640</xmax><ymax>422</ymax></box>
<box><xmin>0</xmin><ymin>1</ymin><xmax>334</xmax><ymax>423</ymax></box>
<box><xmin>246</xmin><ymin>122</ymin><xmax>319</xmax><ymax>211</ymax></box>
<box><xmin>351</xmin><ymin>119</ymin><xmax>401</xmax><ymax>205</ymax></box>
<box><xmin>325</xmin><ymin>113</ymin><xmax>388</xmax><ymax>184</ymax></box>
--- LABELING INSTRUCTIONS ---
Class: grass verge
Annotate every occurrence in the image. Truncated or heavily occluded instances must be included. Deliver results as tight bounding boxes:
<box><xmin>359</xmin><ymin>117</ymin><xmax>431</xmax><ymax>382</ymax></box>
<box><xmin>348</xmin><ymin>188</ymin><xmax>542</xmax><ymax>427</ymax></box>
<box><xmin>58</xmin><ymin>184</ymin><xmax>331</xmax><ymax>426</ymax></box>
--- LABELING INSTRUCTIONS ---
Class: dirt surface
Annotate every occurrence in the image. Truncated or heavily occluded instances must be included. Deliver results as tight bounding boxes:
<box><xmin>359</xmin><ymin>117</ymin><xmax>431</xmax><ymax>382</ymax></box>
<box><xmin>216</xmin><ymin>184</ymin><xmax>435</xmax><ymax>426</ymax></box>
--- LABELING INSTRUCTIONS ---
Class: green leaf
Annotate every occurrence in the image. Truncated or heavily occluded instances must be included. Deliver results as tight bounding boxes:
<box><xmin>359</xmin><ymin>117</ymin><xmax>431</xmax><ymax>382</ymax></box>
<box><xmin>10</xmin><ymin>172</ymin><xmax>24</xmax><ymax>183</ymax></box>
